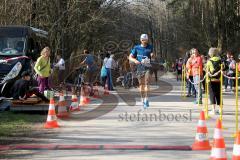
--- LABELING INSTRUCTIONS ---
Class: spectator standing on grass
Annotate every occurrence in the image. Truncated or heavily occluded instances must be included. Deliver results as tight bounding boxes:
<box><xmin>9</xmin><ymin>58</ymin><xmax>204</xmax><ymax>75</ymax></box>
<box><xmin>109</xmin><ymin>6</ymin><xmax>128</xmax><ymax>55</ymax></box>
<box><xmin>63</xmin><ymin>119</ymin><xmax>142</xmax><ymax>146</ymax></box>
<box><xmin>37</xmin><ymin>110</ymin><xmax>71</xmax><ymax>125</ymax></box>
<box><xmin>54</xmin><ymin>52</ymin><xmax>65</xmax><ymax>86</ymax></box>
<box><xmin>34</xmin><ymin>47</ymin><xmax>51</xmax><ymax>93</ymax></box>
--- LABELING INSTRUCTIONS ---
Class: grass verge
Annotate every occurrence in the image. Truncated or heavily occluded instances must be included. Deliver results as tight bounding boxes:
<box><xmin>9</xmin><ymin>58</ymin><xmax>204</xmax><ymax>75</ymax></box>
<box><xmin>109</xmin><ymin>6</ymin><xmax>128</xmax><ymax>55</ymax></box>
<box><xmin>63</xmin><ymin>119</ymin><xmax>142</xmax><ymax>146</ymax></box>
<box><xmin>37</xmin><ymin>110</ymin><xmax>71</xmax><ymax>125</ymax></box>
<box><xmin>0</xmin><ymin>111</ymin><xmax>45</xmax><ymax>137</ymax></box>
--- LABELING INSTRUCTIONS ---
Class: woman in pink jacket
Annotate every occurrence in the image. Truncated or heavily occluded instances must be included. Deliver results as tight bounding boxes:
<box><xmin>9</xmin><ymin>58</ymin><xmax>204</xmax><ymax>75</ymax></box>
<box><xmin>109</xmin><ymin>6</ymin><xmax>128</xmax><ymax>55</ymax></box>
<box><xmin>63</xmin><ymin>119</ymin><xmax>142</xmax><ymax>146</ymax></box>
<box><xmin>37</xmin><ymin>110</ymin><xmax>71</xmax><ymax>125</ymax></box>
<box><xmin>190</xmin><ymin>48</ymin><xmax>203</xmax><ymax>104</ymax></box>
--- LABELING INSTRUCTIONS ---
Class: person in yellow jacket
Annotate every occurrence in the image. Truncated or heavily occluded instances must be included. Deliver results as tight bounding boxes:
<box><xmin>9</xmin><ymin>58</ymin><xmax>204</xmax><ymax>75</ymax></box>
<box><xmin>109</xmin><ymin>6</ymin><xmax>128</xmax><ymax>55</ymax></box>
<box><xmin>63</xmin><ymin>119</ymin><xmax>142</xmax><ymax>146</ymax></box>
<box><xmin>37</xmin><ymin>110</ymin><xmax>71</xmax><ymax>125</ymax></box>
<box><xmin>34</xmin><ymin>47</ymin><xmax>51</xmax><ymax>93</ymax></box>
<box><xmin>206</xmin><ymin>47</ymin><xmax>222</xmax><ymax>115</ymax></box>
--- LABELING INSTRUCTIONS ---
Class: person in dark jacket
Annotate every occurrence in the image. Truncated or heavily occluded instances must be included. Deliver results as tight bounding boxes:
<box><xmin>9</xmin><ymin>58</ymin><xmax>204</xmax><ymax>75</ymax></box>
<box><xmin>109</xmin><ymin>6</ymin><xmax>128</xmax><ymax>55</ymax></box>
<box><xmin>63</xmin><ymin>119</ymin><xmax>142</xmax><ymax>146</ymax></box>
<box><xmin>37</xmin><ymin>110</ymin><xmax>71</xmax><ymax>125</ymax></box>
<box><xmin>12</xmin><ymin>71</ymin><xmax>49</xmax><ymax>102</ymax></box>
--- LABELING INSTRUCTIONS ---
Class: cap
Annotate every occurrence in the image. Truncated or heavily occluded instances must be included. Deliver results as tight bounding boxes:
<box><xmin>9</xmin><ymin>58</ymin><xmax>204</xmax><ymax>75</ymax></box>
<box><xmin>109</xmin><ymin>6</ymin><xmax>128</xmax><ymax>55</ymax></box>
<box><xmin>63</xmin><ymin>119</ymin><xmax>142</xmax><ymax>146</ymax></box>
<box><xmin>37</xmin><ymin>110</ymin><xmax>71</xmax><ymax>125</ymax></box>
<box><xmin>140</xmin><ymin>34</ymin><xmax>148</xmax><ymax>40</ymax></box>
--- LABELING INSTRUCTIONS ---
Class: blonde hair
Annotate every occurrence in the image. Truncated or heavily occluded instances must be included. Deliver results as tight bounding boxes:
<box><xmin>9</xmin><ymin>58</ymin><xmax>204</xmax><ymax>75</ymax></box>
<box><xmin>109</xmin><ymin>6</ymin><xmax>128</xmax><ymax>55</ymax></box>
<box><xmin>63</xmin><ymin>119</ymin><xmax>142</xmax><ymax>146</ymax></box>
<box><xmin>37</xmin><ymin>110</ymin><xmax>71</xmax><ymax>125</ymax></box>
<box><xmin>208</xmin><ymin>47</ymin><xmax>219</xmax><ymax>58</ymax></box>
<box><xmin>190</xmin><ymin>48</ymin><xmax>198</xmax><ymax>55</ymax></box>
<box><xmin>41</xmin><ymin>47</ymin><xmax>51</xmax><ymax>56</ymax></box>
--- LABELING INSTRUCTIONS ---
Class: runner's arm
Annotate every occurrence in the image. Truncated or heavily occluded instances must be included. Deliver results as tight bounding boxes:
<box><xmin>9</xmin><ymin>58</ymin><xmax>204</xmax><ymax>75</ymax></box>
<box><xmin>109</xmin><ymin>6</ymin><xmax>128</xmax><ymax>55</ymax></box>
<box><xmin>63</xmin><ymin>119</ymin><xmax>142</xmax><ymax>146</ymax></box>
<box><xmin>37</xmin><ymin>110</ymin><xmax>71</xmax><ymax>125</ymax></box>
<box><xmin>129</xmin><ymin>55</ymin><xmax>140</xmax><ymax>65</ymax></box>
<box><xmin>129</xmin><ymin>47</ymin><xmax>140</xmax><ymax>65</ymax></box>
<box><xmin>80</xmin><ymin>58</ymin><xmax>86</xmax><ymax>65</ymax></box>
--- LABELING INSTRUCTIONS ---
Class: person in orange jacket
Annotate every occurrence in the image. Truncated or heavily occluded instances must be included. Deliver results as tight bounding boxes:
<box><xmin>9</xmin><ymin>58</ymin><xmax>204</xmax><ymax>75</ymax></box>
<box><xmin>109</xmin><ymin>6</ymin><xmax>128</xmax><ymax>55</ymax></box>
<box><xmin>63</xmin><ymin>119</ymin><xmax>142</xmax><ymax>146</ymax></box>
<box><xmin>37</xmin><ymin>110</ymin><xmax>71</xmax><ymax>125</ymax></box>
<box><xmin>190</xmin><ymin>48</ymin><xmax>203</xmax><ymax>104</ymax></box>
<box><xmin>186</xmin><ymin>52</ymin><xmax>196</xmax><ymax>97</ymax></box>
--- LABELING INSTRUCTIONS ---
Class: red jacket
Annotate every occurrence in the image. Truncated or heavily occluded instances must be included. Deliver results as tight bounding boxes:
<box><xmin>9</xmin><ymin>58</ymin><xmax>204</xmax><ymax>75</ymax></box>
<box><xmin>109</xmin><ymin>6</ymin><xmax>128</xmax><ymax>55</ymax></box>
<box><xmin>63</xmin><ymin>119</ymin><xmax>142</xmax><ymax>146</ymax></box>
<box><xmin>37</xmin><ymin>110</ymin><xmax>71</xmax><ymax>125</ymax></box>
<box><xmin>191</xmin><ymin>55</ymin><xmax>203</xmax><ymax>76</ymax></box>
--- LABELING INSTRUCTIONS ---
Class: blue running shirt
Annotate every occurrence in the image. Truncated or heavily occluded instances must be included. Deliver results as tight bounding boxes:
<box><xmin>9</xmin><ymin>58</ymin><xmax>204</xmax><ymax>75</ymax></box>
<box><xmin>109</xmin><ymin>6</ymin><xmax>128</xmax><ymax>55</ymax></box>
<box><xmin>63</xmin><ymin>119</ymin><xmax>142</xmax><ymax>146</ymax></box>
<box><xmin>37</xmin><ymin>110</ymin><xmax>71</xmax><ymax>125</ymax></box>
<box><xmin>130</xmin><ymin>44</ymin><xmax>153</xmax><ymax>62</ymax></box>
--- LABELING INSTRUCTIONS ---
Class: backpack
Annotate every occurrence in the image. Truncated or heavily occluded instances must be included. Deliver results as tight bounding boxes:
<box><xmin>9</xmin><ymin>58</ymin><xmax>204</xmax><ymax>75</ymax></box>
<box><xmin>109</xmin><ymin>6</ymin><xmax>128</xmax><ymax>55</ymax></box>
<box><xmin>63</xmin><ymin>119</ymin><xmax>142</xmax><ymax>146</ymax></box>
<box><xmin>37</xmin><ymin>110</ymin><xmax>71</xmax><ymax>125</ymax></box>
<box><xmin>210</xmin><ymin>59</ymin><xmax>221</xmax><ymax>79</ymax></box>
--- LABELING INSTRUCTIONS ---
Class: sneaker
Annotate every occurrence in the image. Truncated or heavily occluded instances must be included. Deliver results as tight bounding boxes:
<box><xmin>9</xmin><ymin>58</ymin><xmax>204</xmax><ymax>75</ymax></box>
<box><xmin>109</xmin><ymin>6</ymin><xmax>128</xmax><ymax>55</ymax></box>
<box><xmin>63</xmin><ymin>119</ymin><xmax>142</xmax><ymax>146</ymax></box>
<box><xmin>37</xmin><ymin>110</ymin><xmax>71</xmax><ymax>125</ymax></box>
<box><xmin>186</xmin><ymin>94</ymin><xmax>191</xmax><ymax>97</ymax></box>
<box><xmin>145</xmin><ymin>100</ymin><xmax>149</xmax><ymax>107</ymax></box>
<box><xmin>143</xmin><ymin>100</ymin><xmax>149</xmax><ymax>109</ymax></box>
<box><xmin>193</xmin><ymin>101</ymin><xmax>203</xmax><ymax>105</ymax></box>
<box><xmin>209</xmin><ymin>110</ymin><xmax>216</xmax><ymax>115</ymax></box>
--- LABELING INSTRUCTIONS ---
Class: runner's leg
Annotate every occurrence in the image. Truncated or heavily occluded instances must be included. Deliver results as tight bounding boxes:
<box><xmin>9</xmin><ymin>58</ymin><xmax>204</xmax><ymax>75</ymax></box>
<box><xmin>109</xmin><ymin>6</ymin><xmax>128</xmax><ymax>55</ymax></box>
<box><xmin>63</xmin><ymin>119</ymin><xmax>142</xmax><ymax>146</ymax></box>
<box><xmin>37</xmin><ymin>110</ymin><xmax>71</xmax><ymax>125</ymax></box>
<box><xmin>138</xmin><ymin>77</ymin><xmax>145</xmax><ymax>103</ymax></box>
<box><xmin>144</xmin><ymin>70</ymin><xmax>151</xmax><ymax>107</ymax></box>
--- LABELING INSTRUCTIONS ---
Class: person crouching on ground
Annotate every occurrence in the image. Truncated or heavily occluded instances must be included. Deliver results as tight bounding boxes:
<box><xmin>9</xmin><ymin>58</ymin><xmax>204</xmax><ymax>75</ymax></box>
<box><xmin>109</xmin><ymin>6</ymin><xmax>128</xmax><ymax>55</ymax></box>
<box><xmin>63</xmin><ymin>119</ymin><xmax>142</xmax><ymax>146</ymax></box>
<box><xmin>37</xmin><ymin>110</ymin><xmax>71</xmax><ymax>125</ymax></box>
<box><xmin>11</xmin><ymin>71</ymin><xmax>49</xmax><ymax>102</ymax></box>
<box><xmin>206</xmin><ymin>48</ymin><xmax>222</xmax><ymax>115</ymax></box>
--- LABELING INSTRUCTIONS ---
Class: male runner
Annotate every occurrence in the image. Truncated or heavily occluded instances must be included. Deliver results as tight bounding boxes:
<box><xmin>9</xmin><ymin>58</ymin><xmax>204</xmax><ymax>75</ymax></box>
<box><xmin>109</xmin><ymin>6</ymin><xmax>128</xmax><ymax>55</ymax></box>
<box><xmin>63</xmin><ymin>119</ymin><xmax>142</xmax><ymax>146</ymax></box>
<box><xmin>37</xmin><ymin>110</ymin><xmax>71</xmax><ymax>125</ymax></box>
<box><xmin>129</xmin><ymin>34</ymin><xmax>154</xmax><ymax>109</ymax></box>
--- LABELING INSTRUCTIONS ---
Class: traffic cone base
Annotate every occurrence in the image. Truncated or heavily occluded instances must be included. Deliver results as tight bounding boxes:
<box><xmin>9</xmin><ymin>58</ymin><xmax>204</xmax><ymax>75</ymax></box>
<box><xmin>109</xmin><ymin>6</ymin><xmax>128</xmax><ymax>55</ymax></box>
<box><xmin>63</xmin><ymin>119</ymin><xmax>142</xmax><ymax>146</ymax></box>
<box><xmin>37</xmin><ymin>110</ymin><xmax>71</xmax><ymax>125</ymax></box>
<box><xmin>70</xmin><ymin>107</ymin><xmax>80</xmax><ymax>112</ymax></box>
<box><xmin>93</xmin><ymin>85</ymin><xmax>100</xmax><ymax>98</ymax></box>
<box><xmin>57</xmin><ymin>112</ymin><xmax>69</xmax><ymax>118</ymax></box>
<box><xmin>232</xmin><ymin>131</ymin><xmax>240</xmax><ymax>160</ymax></box>
<box><xmin>57</xmin><ymin>94</ymin><xmax>69</xmax><ymax>119</ymax></box>
<box><xmin>192</xmin><ymin>141</ymin><xmax>211</xmax><ymax>150</ymax></box>
<box><xmin>69</xmin><ymin>95</ymin><xmax>80</xmax><ymax>112</ymax></box>
<box><xmin>84</xmin><ymin>97</ymin><xmax>90</xmax><ymax>104</ymax></box>
<box><xmin>44</xmin><ymin>99</ymin><xmax>59</xmax><ymax>129</ymax></box>
<box><xmin>233</xmin><ymin>156</ymin><xmax>240</xmax><ymax>160</ymax></box>
<box><xmin>93</xmin><ymin>93</ymin><xmax>100</xmax><ymax>98</ymax></box>
<box><xmin>79</xmin><ymin>96</ymin><xmax>86</xmax><ymax>106</ymax></box>
<box><xmin>210</xmin><ymin>148</ymin><xmax>227</xmax><ymax>160</ymax></box>
<box><xmin>192</xmin><ymin>111</ymin><xmax>211</xmax><ymax>150</ymax></box>
<box><xmin>104</xmin><ymin>90</ymin><xmax>109</xmax><ymax>95</ymax></box>
<box><xmin>44</xmin><ymin>120</ymin><xmax>59</xmax><ymax>129</ymax></box>
<box><xmin>210</xmin><ymin>119</ymin><xmax>227</xmax><ymax>160</ymax></box>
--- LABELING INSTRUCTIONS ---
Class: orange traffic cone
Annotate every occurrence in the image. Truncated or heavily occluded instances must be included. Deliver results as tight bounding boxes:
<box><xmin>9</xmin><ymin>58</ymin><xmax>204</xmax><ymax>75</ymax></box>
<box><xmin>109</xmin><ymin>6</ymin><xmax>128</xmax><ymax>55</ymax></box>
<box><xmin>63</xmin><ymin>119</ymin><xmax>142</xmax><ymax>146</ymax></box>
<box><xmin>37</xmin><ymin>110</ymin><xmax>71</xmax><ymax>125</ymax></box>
<box><xmin>79</xmin><ymin>86</ymin><xmax>86</xmax><ymax>107</ymax></box>
<box><xmin>232</xmin><ymin>131</ymin><xmax>240</xmax><ymax>160</ymax></box>
<box><xmin>57</xmin><ymin>93</ymin><xmax>69</xmax><ymax>118</ymax></box>
<box><xmin>210</xmin><ymin>119</ymin><xmax>227</xmax><ymax>160</ymax></box>
<box><xmin>93</xmin><ymin>85</ymin><xmax>100</xmax><ymax>98</ymax></box>
<box><xmin>70</xmin><ymin>94</ymin><xmax>80</xmax><ymax>112</ymax></box>
<box><xmin>192</xmin><ymin>111</ymin><xmax>211</xmax><ymax>150</ymax></box>
<box><xmin>44</xmin><ymin>99</ymin><xmax>59</xmax><ymax>129</ymax></box>
<box><xmin>84</xmin><ymin>84</ymin><xmax>90</xmax><ymax>104</ymax></box>
<box><xmin>104</xmin><ymin>83</ymin><xmax>109</xmax><ymax>95</ymax></box>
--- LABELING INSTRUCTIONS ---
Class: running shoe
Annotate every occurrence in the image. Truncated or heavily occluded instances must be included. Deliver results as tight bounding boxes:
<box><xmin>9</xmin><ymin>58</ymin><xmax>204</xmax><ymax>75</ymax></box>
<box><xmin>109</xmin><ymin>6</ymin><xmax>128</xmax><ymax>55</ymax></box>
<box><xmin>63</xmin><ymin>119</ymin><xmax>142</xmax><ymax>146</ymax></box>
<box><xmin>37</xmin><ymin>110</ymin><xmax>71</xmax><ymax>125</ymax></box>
<box><xmin>145</xmin><ymin>100</ymin><xmax>149</xmax><ymax>107</ymax></box>
<box><xmin>193</xmin><ymin>101</ymin><xmax>203</xmax><ymax>105</ymax></box>
<box><xmin>143</xmin><ymin>100</ymin><xmax>149</xmax><ymax>109</ymax></box>
<box><xmin>209</xmin><ymin>110</ymin><xmax>216</xmax><ymax>115</ymax></box>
